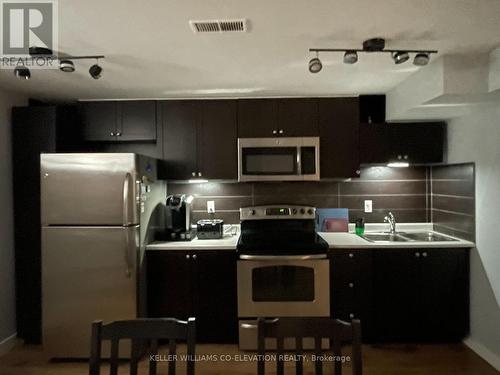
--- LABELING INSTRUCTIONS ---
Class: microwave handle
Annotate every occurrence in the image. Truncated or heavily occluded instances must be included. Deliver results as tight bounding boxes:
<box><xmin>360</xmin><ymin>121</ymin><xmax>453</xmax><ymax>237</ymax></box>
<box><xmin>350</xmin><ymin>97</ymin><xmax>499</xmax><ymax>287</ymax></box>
<box><xmin>297</xmin><ymin>146</ymin><xmax>302</xmax><ymax>176</ymax></box>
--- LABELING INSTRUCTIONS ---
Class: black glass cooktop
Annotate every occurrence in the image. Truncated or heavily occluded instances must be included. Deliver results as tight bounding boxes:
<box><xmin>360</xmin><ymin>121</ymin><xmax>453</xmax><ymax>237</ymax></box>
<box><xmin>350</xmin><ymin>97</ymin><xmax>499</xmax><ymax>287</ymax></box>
<box><xmin>237</xmin><ymin>232</ymin><xmax>328</xmax><ymax>255</ymax></box>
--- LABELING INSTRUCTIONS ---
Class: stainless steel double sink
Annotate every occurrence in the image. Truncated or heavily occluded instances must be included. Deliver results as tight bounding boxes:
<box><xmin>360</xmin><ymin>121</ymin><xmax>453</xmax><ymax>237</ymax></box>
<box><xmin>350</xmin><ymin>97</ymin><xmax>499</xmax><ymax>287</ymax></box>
<box><xmin>360</xmin><ymin>231</ymin><xmax>458</xmax><ymax>243</ymax></box>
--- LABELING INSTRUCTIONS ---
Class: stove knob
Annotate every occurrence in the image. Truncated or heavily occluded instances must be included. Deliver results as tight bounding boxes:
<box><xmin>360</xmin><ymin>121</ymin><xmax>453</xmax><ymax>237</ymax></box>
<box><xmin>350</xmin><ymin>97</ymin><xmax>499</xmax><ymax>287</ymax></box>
<box><xmin>307</xmin><ymin>209</ymin><xmax>314</xmax><ymax>215</ymax></box>
<box><xmin>292</xmin><ymin>208</ymin><xmax>297</xmax><ymax>215</ymax></box>
<box><xmin>300</xmin><ymin>208</ymin><xmax>305</xmax><ymax>214</ymax></box>
<box><xmin>249</xmin><ymin>209</ymin><xmax>255</xmax><ymax>216</ymax></box>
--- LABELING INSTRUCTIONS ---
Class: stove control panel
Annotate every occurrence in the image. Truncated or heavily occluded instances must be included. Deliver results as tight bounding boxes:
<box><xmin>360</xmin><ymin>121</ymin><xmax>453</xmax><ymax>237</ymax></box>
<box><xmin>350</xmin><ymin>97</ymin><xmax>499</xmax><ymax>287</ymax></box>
<box><xmin>240</xmin><ymin>205</ymin><xmax>316</xmax><ymax>220</ymax></box>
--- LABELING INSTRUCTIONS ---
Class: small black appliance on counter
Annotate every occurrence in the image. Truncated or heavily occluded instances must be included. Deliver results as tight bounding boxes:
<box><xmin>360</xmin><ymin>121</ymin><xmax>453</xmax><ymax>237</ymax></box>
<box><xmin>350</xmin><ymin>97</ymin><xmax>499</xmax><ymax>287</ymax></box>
<box><xmin>197</xmin><ymin>219</ymin><xmax>224</xmax><ymax>239</ymax></box>
<box><xmin>165</xmin><ymin>194</ymin><xmax>195</xmax><ymax>241</ymax></box>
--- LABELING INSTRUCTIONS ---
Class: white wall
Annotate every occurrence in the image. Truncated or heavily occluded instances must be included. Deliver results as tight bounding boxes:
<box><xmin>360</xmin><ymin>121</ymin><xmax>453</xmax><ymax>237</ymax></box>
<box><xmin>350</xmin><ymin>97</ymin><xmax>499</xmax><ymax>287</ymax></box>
<box><xmin>0</xmin><ymin>89</ymin><xmax>28</xmax><ymax>355</ymax></box>
<box><xmin>447</xmin><ymin>102</ymin><xmax>500</xmax><ymax>370</ymax></box>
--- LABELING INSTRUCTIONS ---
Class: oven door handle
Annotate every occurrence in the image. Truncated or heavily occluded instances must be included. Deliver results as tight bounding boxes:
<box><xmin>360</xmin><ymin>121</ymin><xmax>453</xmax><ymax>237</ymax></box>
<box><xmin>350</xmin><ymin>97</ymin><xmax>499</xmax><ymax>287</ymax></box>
<box><xmin>239</xmin><ymin>254</ymin><xmax>327</xmax><ymax>260</ymax></box>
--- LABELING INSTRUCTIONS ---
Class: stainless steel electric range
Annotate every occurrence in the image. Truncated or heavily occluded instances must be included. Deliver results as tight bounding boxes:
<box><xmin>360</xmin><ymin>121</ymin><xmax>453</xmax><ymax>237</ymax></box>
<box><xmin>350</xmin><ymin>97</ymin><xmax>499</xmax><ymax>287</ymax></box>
<box><xmin>236</xmin><ymin>205</ymin><xmax>330</xmax><ymax>350</ymax></box>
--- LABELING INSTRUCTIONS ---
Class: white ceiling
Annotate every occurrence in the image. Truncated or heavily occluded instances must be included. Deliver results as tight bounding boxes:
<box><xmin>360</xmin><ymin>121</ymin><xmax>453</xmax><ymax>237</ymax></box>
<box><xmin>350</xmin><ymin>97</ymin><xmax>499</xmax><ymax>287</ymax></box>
<box><xmin>1</xmin><ymin>0</ymin><xmax>500</xmax><ymax>101</ymax></box>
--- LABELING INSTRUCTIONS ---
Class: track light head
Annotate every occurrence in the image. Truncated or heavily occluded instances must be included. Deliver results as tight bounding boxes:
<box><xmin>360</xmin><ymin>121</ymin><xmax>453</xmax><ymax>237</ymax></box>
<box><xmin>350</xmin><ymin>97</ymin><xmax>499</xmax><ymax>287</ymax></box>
<box><xmin>343</xmin><ymin>50</ymin><xmax>358</xmax><ymax>64</ymax></box>
<box><xmin>308</xmin><ymin>56</ymin><xmax>322</xmax><ymax>73</ymax></box>
<box><xmin>59</xmin><ymin>59</ymin><xmax>75</xmax><ymax>72</ymax></box>
<box><xmin>392</xmin><ymin>51</ymin><xmax>409</xmax><ymax>64</ymax></box>
<box><xmin>14</xmin><ymin>66</ymin><xmax>31</xmax><ymax>80</ymax></box>
<box><xmin>89</xmin><ymin>63</ymin><xmax>103</xmax><ymax>79</ymax></box>
<box><xmin>413</xmin><ymin>52</ymin><xmax>430</xmax><ymax>66</ymax></box>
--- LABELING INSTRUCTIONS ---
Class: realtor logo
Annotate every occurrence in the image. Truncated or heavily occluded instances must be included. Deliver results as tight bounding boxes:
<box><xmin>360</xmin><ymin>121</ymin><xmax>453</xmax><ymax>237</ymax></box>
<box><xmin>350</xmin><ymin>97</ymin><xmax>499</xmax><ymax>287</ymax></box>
<box><xmin>1</xmin><ymin>0</ymin><xmax>58</xmax><ymax>56</ymax></box>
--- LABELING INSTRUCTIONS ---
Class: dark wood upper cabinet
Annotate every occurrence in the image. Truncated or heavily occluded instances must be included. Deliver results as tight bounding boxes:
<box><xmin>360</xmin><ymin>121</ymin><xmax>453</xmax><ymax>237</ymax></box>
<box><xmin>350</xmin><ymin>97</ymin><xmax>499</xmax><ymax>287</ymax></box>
<box><xmin>81</xmin><ymin>101</ymin><xmax>118</xmax><ymax>141</ymax></box>
<box><xmin>359</xmin><ymin>95</ymin><xmax>385</xmax><ymax>124</ymax></box>
<box><xmin>360</xmin><ymin>122</ymin><xmax>445</xmax><ymax>164</ymax></box>
<box><xmin>318</xmin><ymin>97</ymin><xmax>360</xmax><ymax>178</ymax></box>
<box><xmin>118</xmin><ymin>101</ymin><xmax>157</xmax><ymax>141</ymax></box>
<box><xmin>80</xmin><ymin>101</ymin><xmax>157</xmax><ymax>142</ymax></box>
<box><xmin>237</xmin><ymin>99</ymin><xmax>279</xmax><ymax>137</ymax></box>
<box><xmin>161</xmin><ymin>100</ymin><xmax>200</xmax><ymax>180</ymax></box>
<box><xmin>199</xmin><ymin>100</ymin><xmax>238</xmax><ymax>180</ymax></box>
<box><xmin>162</xmin><ymin>100</ymin><xmax>238</xmax><ymax>180</ymax></box>
<box><xmin>277</xmin><ymin>98</ymin><xmax>319</xmax><ymax>136</ymax></box>
<box><xmin>238</xmin><ymin>98</ymin><xmax>319</xmax><ymax>137</ymax></box>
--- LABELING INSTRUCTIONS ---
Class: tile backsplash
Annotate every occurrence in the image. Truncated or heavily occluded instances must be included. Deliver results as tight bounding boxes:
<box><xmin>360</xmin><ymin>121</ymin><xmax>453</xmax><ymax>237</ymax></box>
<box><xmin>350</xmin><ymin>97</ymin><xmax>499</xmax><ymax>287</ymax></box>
<box><xmin>431</xmin><ymin>163</ymin><xmax>475</xmax><ymax>241</ymax></box>
<box><xmin>168</xmin><ymin>166</ymin><xmax>430</xmax><ymax>224</ymax></box>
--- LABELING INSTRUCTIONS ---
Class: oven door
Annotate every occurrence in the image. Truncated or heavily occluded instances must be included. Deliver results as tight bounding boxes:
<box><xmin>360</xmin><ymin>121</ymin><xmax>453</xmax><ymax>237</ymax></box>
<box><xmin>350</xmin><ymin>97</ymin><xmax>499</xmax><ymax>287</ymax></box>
<box><xmin>238</xmin><ymin>137</ymin><xmax>320</xmax><ymax>181</ymax></box>
<box><xmin>237</xmin><ymin>255</ymin><xmax>330</xmax><ymax>317</ymax></box>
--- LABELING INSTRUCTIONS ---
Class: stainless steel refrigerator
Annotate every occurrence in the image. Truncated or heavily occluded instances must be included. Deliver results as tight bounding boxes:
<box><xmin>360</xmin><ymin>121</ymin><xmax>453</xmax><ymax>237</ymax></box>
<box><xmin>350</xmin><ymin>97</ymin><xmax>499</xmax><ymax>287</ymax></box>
<box><xmin>41</xmin><ymin>153</ymin><xmax>166</xmax><ymax>358</ymax></box>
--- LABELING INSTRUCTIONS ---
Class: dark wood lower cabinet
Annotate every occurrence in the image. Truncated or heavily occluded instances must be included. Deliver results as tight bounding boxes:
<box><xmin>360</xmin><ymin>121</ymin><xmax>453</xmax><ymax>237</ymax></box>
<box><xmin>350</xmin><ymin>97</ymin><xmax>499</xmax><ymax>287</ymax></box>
<box><xmin>330</xmin><ymin>248</ymin><xmax>469</xmax><ymax>343</ymax></box>
<box><xmin>372</xmin><ymin>248</ymin><xmax>469</xmax><ymax>342</ymax></box>
<box><xmin>147</xmin><ymin>250</ymin><xmax>238</xmax><ymax>343</ymax></box>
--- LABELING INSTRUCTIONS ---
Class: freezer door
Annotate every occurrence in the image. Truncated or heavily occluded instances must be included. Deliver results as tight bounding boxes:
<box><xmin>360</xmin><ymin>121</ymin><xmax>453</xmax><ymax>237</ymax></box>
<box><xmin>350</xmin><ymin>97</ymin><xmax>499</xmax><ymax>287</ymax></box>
<box><xmin>42</xmin><ymin>226</ymin><xmax>138</xmax><ymax>358</ymax></box>
<box><xmin>41</xmin><ymin>153</ymin><xmax>143</xmax><ymax>225</ymax></box>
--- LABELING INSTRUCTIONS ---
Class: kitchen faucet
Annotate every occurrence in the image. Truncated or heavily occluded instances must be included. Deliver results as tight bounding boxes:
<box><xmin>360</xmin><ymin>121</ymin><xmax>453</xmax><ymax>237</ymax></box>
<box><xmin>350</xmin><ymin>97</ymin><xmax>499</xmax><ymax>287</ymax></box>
<box><xmin>384</xmin><ymin>211</ymin><xmax>396</xmax><ymax>234</ymax></box>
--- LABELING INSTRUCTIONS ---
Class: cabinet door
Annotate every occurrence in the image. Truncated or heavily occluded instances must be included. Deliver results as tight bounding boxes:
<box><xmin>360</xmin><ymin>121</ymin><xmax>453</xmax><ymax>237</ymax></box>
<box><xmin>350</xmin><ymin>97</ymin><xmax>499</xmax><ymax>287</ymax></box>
<box><xmin>199</xmin><ymin>101</ymin><xmax>238</xmax><ymax>179</ymax></box>
<box><xmin>194</xmin><ymin>251</ymin><xmax>238</xmax><ymax>343</ymax></box>
<box><xmin>162</xmin><ymin>101</ymin><xmax>200</xmax><ymax>180</ymax></box>
<box><xmin>373</xmin><ymin>249</ymin><xmax>419</xmax><ymax>342</ymax></box>
<box><xmin>81</xmin><ymin>102</ymin><xmax>118</xmax><ymax>141</ymax></box>
<box><xmin>389</xmin><ymin>123</ymin><xmax>444</xmax><ymax>163</ymax></box>
<box><xmin>118</xmin><ymin>101</ymin><xmax>157</xmax><ymax>141</ymax></box>
<box><xmin>278</xmin><ymin>98</ymin><xmax>319</xmax><ymax>136</ymax></box>
<box><xmin>359</xmin><ymin>123</ymin><xmax>392</xmax><ymax>164</ymax></box>
<box><xmin>237</xmin><ymin>99</ymin><xmax>279</xmax><ymax>137</ymax></box>
<box><xmin>147</xmin><ymin>251</ymin><xmax>192</xmax><ymax>320</ymax></box>
<box><xmin>319</xmin><ymin>98</ymin><xmax>360</xmax><ymax>178</ymax></box>
<box><xmin>417</xmin><ymin>248</ymin><xmax>469</xmax><ymax>341</ymax></box>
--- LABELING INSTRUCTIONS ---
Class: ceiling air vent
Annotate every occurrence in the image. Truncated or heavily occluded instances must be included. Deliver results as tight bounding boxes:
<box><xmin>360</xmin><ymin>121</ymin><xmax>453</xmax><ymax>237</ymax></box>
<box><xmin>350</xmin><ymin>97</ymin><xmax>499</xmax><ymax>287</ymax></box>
<box><xmin>189</xmin><ymin>19</ymin><xmax>248</xmax><ymax>33</ymax></box>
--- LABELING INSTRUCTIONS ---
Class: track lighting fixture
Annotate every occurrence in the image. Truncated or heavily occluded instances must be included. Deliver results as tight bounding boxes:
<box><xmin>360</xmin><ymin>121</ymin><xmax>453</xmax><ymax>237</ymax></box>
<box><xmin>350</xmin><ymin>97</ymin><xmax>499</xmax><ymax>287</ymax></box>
<box><xmin>89</xmin><ymin>62</ymin><xmax>103</xmax><ymax>79</ymax></box>
<box><xmin>308</xmin><ymin>52</ymin><xmax>322</xmax><ymax>73</ymax></box>
<box><xmin>13</xmin><ymin>46</ymin><xmax>105</xmax><ymax>81</ymax></box>
<box><xmin>14</xmin><ymin>66</ymin><xmax>31</xmax><ymax>80</ymax></box>
<box><xmin>392</xmin><ymin>51</ymin><xmax>409</xmax><ymax>65</ymax></box>
<box><xmin>59</xmin><ymin>59</ymin><xmax>75</xmax><ymax>72</ymax></box>
<box><xmin>343</xmin><ymin>50</ymin><xmax>358</xmax><ymax>64</ymax></box>
<box><xmin>413</xmin><ymin>52</ymin><xmax>430</xmax><ymax>66</ymax></box>
<box><xmin>308</xmin><ymin>38</ymin><xmax>437</xmax><ymax>72</ymax></box>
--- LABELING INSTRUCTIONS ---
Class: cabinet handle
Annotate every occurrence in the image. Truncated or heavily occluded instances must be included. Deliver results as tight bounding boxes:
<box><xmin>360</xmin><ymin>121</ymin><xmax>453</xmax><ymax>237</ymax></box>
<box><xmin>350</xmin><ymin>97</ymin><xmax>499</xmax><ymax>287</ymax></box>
<box><xmin>198</xmin><ymin>172</ymin><xmax>202</xmax><ymax>177</ymax></box>
<box><xmin>422</xmin><ymin>252</ymin><xmax>427</xmax><ymax>257</ymax></box>
<box><xmin>192</xmin><ymin>254</ymin><xmax>197</xmax><ymax>260</ymax></box>
<box><xmin>348</xmin><ymin>282</ymin><xmax>354</xmax><ymax>288</ymax></box>
<box><xmin>356</xmin><ymin>170</ymin><xmax>361</xmax><ymax>175</ymax></box>
<box><xmin>404</xmin><ymin>155</ymin><xmax>408</xmax><ymax>160</ymax></box>
<box><xmin>278</xmin><ymin>129</ymin><xmax>284</xmax><ymax>134</ymax></box>
<box><xmin>186</xmin><ymin>254</ymin><xmax>190</xmax><ymax>259</ymax></box>
<box><xmin>116</xmin><ymin>132</ymin><xmax>122</xmax><ymax>136</ymax></box>
<box><xmin>110</xmin><ymin>132</ymin><xmax>115</xmax><ymax>136</ymax></box>
<box><xmin>415</xmin><ymin>252</ymin><xmax>420</xmax><ymax>257</ymax></box>
<box><xmin>192</xmin><ymin>172</ymin><xmax>196</xmax><ymax>177</ymax></box>
<box><xmin>397</xmin><ymin>154</ymin><xmax>402</xmax><ymax>160</ymax></box>
<box><xmin>349</xmin><ymin>313</ymin><xmax>355</xmax><ymax>319</ymax></box>
<box><xmin>272</xmin><ymin>130</ymin><xmax>277</xmax><ymax>135</ymax></box>
<box><xmin>348</xmin><ymin>253</ymin><xmax>354</xmax><ymax>258</ymax></box>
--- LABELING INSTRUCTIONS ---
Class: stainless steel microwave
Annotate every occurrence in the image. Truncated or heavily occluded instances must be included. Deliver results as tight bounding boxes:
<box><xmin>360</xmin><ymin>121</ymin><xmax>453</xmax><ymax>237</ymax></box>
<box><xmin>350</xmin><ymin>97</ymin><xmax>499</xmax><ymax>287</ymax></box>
<box><xmin>238</xmin><ymin>137</ymin><xmax>320</xmax><ymax>182</ymax></box>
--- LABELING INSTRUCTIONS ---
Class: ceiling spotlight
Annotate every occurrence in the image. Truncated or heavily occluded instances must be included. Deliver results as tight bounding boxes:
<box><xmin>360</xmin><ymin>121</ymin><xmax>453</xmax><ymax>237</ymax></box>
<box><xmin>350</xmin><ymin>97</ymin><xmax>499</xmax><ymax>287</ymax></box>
<box><xmin>89</xmin><ymin>63</ymin><xmax>103</xmax><ymax>79</ymax></box>
<box><xmin>392</xmin><ymin>51</ymin><xmax>409</xmax><ymax>64</ymax></box>
<box><xmin>14</xmin><ymin>66</ymin><xmax>31</xmax><ymax>80</ymax></box>
<box><xmin>309</xmin><ymin>52</ymin><xmax>322</xmax><ymax>73</ymax></box>
<box><xmin>59</xmin><ymin>59</ymin><xmax>75</xmax><ymax>72</ymax></box>
<box><xmin>343</xmin><ymin>50</ymin><xmax>358</xmax><ymax>64</ymax></box>
<box><xmin>413</xmin><ymin>52</ymin><xmax>430</xmax><ymax>66</ymax></box>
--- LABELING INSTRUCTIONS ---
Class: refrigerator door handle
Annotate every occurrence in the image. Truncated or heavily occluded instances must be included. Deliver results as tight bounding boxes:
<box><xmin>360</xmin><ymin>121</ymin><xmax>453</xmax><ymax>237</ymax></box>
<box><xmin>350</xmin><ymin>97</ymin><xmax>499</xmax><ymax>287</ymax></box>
<box><xmin>124</xmin><ymin>227</ymin><xmax>135</xmax><ymax>278</ymax></box>
<box><xmin>123</xmin><ymin>173</ymin><xmax>133</xmax><ymax>226</ymax></box>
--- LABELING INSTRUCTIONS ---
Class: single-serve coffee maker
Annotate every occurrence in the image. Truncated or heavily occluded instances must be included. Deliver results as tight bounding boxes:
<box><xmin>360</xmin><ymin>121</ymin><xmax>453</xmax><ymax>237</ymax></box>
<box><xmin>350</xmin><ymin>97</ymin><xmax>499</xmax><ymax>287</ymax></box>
<box><xmin>165</xmin><ymin>194</ymin><xmax>195</xmax><ymax>240</ymax></box>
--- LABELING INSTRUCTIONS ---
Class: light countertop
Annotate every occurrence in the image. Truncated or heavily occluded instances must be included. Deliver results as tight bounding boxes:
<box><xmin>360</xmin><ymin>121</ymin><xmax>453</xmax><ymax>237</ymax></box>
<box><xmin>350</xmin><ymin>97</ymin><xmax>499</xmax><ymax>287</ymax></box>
<box><xmin>146</xmin><ymin>223</ymin><xmax>475</xmax><ymax>251</ymax></box>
